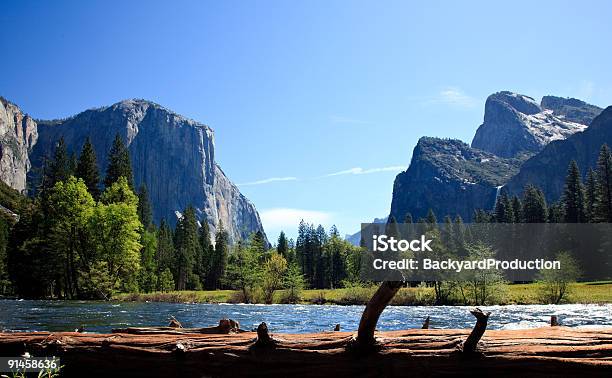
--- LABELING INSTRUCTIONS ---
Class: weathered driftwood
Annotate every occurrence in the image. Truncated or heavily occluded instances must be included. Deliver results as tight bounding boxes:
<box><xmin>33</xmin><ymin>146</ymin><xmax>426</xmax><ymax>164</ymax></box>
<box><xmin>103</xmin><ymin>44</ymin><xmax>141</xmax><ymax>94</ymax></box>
<box><xmin>551</xmin><ymin>315</ymin><xmax>559</xmax><ymax>326</ymax></box>
<box><xmin>463</xmin><ymin>308</ymin><xmax>491</xmax><ymax>353</ymax></box>
<box><xmin>422</xmin><ymin>316</ymin><xmax>430</xmax><ymax>329</ymax></box>
<box><xmin>112</xmin><ymin>318</ymin><xmax>244</xmax><ymax>335</ymax></box>
<box><xmin>0</xmin><ymin>327</ymin><xmax>611</xmax><ymax>377</ymax></box>
<box><xmin>356</xmin><ymin>280</ymin><xmax>403</xmax><ymax>346</ymax></box>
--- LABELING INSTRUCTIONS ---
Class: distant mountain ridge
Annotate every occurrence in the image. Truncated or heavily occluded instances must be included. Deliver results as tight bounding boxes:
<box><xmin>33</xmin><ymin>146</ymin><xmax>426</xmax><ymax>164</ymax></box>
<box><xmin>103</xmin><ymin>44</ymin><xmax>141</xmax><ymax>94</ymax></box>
<box><xmin>471</xmin><ymin>91</ymin><xmax>600</xmax><ymax>158</ymax></box>
<box><xmin>0</xmin><ymin>97</ymin><xmax>266</xmax><ymax>243</ymax></box>
<box><xmin>505</xmin><ymin>105</ymin><xmax>612</xmax><ymax>202</ymax></box>
<box><xmin>389</xmin><ymin>137</ymin><xmax>524</xmax><ymax>222</ymax></box>
<box><xmin>388</xmin><ymin>91</ymin><xmax>604</xmax><ymax>224</ymax></box>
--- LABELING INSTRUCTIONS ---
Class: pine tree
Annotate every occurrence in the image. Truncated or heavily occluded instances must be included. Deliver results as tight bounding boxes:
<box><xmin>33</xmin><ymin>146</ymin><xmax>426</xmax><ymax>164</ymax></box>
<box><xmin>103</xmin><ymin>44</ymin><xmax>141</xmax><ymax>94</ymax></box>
<box><xmin>277</xmin><ymin>231</ymin><xmax>289</xmax><ymax>257</ymax></box>
<box><xmin>562</xmin><ymin>160</ymin><xmax>586</xmax><ymax>223</ymax></box>
<box><xmin>313</xmin><ymin>225</ymin><xmax>327</xmax><ymax>289</ymax></box>
<box><xmin>594</xmin><ymin>144</ymin><xmax>612</xmax><ymax>222</ymax></box>
<box><xmin>104</xmin><ymin>134</ymin><xmax>134</xmax><ymax>189</ymax></box>
<box><xmin>173</xmin><ymin>206</ymin><xmax>201</xmax><ymax>290</ymax></box>
<box><xmin>494</xmin><ymin>190</ymin><xmax>514</xmax><ymax>223</ymax></box>
<box><xmin>511</xmin><ymin>196</ymin><xmax>523</xmax><ymax>223</ymax></box>
<box><xmin>156</xmin><ymin>219</ymin><xmax>175</xmax><ymax>288</ymax></box>
<box><xmin>522</xmin><ymin>184</ymin><xmax>548</xmax><ymax>223</ymax></box>
<box><xmin>585</xmin><ymin>168</ymin><xmax>597</xmax><ymax>223</ymax></box>
<box><xmin>207</xmin><ymin>223</ymin><xmax>229</xmax><ymax>289</ymax></box>
<box><xmin>45</xmin><ymin>137</ymin><xmax>72</xmax><ymax>190</ymax></box>
<box><xmin>404</xmin><ymin>213</ymin><xmax>413</xmax><ymax>224</ymax></box>
<box><xmin>197</xmin><ymin>220</ymin><xmax>213</xmax><ymax>287</ymax></box>
<box><xmin>137</xmin><ymin>184</ymin><xmax>153</xmax><ymax>230</ymax></box>
<box><xmin>426</xmin><ymin>209</ymin><xmax>437</xmax><ymax>225</ymax></box>
<box><xmin>75</xmin><ymin>137</ymin><xmax>101</xmax><ymax>199</ymax></box>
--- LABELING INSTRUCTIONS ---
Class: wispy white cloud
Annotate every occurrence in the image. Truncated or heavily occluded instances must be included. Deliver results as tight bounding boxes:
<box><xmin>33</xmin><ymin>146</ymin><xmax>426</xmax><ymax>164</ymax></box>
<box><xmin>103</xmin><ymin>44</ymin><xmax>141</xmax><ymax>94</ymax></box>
<box><xmin>323</xmin><ymin>166</ymin><xmax>405</xmax><ymax>177</ymax></box>
<box><xmin>239</xmin><ymin>166</ymin><xmax>405</xmax><ymax>186</ymax></box>
<box><xmin>412</xmin><ymin>87</ymin><xmax>478</xmax><ymax>109</ymax></box>
<box><xmin>437</xmin><ymin>87</ymin><xmax>478</xmax><ymax>108</ymax></box>
<box><xmin>329</xmin><ymin>115</ymin><xmax>370</xmax><ymax>125</ymax></box>
<box><xmin>259</xmin><ymin>208</ymin><xmax>333</xmax><ymax>230</ymax></box>
<box><xmin>237</xmin><ymin>177</ymin><xmax>298</xmax><ymax>186</ymax></box>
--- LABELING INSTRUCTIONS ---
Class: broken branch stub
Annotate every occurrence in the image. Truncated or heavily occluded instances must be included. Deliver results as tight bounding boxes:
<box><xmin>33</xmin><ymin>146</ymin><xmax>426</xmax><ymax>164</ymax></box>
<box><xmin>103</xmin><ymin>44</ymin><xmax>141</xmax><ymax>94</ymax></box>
<box><xmin>463</xmin><ymin>308</ymin><xmax>491</xmax><ymax>354</ymax></box>
<box><xmin>356</xmin><ymin>281</ymin><xmax>403</xmax><ymax>346</ymax></box>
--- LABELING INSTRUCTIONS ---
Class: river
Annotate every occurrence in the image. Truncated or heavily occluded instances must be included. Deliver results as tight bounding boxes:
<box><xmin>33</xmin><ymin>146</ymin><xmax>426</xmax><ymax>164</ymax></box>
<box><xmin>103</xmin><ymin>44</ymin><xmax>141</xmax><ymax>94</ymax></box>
<box><xmin>1</xmin><ymin>300</ymin><xmax>611</xmax><ymax>333</ymax></box>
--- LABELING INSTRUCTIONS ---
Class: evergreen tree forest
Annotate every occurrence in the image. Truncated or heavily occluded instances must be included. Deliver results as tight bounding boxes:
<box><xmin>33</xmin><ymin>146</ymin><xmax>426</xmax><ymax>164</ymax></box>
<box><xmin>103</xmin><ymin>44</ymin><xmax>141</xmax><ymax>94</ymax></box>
<box><xmin>0</xmin><ymin>140</ymin><xmax>611</xmax><ymax>300</ymax></box>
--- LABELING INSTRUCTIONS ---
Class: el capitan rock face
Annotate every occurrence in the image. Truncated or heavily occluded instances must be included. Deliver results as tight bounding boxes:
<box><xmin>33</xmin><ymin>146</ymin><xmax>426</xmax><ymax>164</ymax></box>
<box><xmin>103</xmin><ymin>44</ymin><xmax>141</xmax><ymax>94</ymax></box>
<box><xmin>0</xmin><ymin>97</ymin><xmax>38</xmax><ymax>193</ymax></box>
<box><xmin>389</xmin><ymin>137</ymin><xmax>523</xmax><ymax>222</ymax></box>
<box><xmin>3</xmin><ymin>98</ymin><xmax>264</xmax><ymax>243</ymax></box>
<box><xmin>471</xmin><ymin>92</ymin><xmax>597</xmax><ymax>158</ymax></box>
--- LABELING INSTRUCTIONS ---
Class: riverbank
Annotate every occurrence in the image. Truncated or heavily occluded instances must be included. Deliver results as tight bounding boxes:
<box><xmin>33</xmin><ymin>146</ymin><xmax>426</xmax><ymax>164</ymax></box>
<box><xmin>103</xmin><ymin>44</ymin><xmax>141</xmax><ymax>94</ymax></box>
<box><xmin>115</xmin><ymin>281</ymin><xmax>612</xmax><ymax>305</ymax></box>
<box><xmin>2</xmin><ymin>327</ymin><xmax>610</xmax><ymax>377</ymax></box>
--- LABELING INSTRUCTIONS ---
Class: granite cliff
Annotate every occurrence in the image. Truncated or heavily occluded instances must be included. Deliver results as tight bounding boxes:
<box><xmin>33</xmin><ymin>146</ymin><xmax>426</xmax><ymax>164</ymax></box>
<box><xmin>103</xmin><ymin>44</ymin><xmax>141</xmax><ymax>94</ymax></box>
<box><xmin>505</xmin><ymin>105</ymin><xmax>612</xmax><ymax>202</ymax></box>
<box><xmin>389</xmin><ymin>92</ymin><xmax>602</xmax><ymax>223</ymax></box>
<box><xmin>0</xmin><ymin>97</ymin><xmax>38</xmax><ymax>193</ymax></box>
<box><xmin>471</xmin><ymin>92</ymin><xmax>599</xmax><ymax>158</ymax></box>
<box><xmin>1</xmin><ymin>98</ymin><xmax>265</xmax><ymax>243</ymax></box>
<box><xmin>389</xmin><ymin>137</ymin><xmax>523</xmax><ymax>222</ymax></box>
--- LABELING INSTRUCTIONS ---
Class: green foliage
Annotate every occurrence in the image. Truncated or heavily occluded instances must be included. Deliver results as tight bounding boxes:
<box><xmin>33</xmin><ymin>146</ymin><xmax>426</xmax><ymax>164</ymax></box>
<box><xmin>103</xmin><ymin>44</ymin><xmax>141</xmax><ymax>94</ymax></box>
<box><xmin>90</xmin><ymin>179</ymin><xmax>143</xmax><ymax>293</ymax></box>
<box><xmin>494</xmin><ymin>190</ymin><xmax>514</xmax><ymax>223</ymax></box>
<box><xmin>137</xmin><ymin>184</ymin><xmax>154</xmax><ymax>230</ymax></box>
<box><xmin>104</xmin><ymin>133</ymin><xmax>134</xmax><ymax>189</ymax></box>
<box><xmin>224</xmin><ymin>241</ymin><xmax>261</xmax><ymax>303</ymax></box>
<box><xmin>537</xmin><ymin>251</ymin><xmax>581</xmax><ymax>304</ymax></box>
<box><xmin>0</xmin><ymin>216</ymin><xmax>10</xmax><ymax>294</ymax></box>
<box><xmin>173</xmin><ymin>206</ymin><xmax>201</xmax><ymax>290</ymax></box>
<box><xmin>276</xmin><ymin>231</ymin><xmax>288</xmax><ymax>257</ymax></box>
<box><xmin>156</xmin><ymin>219</ymin><xmax>175</xmax><ymax>284</ymax></box>
<box><xmin>158</xmin><ymin>268</ymin><xmax>175</xmax><ymax>292</ymax></box>
<box><xmin>522</xmin><ymin>184</ymin><xmax>548</xmax><ymax>223</ymax></box>
<box><xmin>594</xmin><ymin>144</ymin><xmax>612</xmax><ymax>222</ymax></box>
<box><xmin>100</xmin><ymin>177</ymin><xmax>138</xmax><ymax>206</ymax></box>
<box><xmin>47</xmin><ymin>176</ymin><xmax>95</xmax><ymax>298</ymax></box>
<box><xmin>75</xmin><ymin>137</ymin><xmax>101</xmax><ymax>199</ymax></box>
<box><xmin>458</xmin><ymin>243</ymin><xmax>507</xmax><ymax>305</ymax></box>
<box><xmin>138</xmin><ymin>230</ymin><xmax>158</xmax><ymax>293</ymax></box>
<box><xmin>261</xmin><ymin>253</ymin><xmax>288</xmax><ymax>304</ymax></box>
<box><xmin>206</xmin><ymin>223</ymin><xmax>228</xmax><ymax>290</ymax></box>
<box><xmin>282</xmin><ymin>262</ymin><xmax>305</xmax><ymax>303</ymax></box>
<box><xmin>562</xmin><ymin>160</ymin><xmax>586</xmax><ymax>223</ymax></box>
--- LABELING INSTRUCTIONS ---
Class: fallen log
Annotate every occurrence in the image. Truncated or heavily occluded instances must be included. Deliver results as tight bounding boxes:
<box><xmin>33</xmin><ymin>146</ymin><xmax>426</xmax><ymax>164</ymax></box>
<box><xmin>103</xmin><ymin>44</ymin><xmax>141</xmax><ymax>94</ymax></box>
<box><xmin>112</xmin><ymin>318</ymin><xmax>244</xmax><ymax>335</ymax></box>
<box><xmin>1</xmin><ymin>327</ymin><xmax>610</xmax><ymax>377</ymax></box>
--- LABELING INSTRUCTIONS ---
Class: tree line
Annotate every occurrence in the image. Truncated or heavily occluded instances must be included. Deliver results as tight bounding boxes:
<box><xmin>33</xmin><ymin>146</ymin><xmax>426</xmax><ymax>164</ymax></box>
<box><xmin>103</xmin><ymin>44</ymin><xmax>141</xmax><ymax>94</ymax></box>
<box><xmin>1</xmin><ymin>140</ymin><xmax>609</xmax><ymax>301</ymax></box>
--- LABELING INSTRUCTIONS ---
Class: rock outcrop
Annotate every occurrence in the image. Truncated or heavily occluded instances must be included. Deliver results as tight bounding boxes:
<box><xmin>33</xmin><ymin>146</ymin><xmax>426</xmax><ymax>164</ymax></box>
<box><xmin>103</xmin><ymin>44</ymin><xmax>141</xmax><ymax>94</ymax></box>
<box><xmin>2</xmin><ymin>97</ymin><xmax>265</xmax><ymax>243</ymax></box>
<box><xmin>471</xmin><ymin>92</ymin><xmax>596</xmax><ymax>158</ymax></box>
<box><xmin>504</xmin><ymin>106</ymin><xmax>612</xmax><ymax>202</ymax></box>
<box><xmin>541</xmin><ymin>95</ymin><xmax>602</xmax><ymax>125</ymax></box>
<box><xmin>389</xmin><ymin>137</ymin><xmax>524</xmax><ymax>222</ymax></box>
<box><xmin>0</xmin><ymin>97</ymin><xmax>38</xmax><ymax>193</ymax></box>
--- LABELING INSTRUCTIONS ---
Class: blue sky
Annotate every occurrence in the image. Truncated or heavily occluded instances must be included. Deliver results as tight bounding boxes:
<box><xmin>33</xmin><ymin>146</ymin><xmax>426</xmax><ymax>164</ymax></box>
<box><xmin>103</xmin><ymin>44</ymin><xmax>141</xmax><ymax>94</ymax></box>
<box><xmin>1</xmin><ymin>0</ymin><xmax>611</xmax><ymax>241</ymax></box>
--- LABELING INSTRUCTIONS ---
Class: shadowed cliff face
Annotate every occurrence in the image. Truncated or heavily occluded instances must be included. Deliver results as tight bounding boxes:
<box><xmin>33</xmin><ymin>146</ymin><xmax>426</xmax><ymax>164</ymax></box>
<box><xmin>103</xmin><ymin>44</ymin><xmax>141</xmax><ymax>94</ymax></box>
<box><xmin>471</xmin><ymin>92</ymin><xmax>598</xmax><ymax>158</ymax></box>
<box><xmin>23</xmin><ymin>99</ymin><xmax>265</xmax><ymax>243</ymax></box>
<box><xmin>389</xmin><ymin>137</ymin><xmax>524</xmax><ymax>222</ymax></box>
<box><xmin>0</xmin><ymin>97</ymin><xmax>38</xmax><ymax>193</ymax></box>
<box><xmin>505</xmin><ymin>106</ymin><xmax>612</xmax><ymax>202</ymax></box>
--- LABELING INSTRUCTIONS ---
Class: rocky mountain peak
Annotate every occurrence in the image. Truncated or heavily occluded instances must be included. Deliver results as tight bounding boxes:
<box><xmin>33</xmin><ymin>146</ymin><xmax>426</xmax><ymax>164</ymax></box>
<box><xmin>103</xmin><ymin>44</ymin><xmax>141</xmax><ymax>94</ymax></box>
<box><xmin>389</xmin><ymin>136</ymin><xmax>523</xmax><ymax>223</ymax></box>
<box><xmin>472</xmin><ymin>91</ymin><xmax>595</xmax><ymax>158</ymax></box>
<box><xmin>541</xmin><ymin>95</ymin><xmax>602</xmax><ymax>125</ymax></box>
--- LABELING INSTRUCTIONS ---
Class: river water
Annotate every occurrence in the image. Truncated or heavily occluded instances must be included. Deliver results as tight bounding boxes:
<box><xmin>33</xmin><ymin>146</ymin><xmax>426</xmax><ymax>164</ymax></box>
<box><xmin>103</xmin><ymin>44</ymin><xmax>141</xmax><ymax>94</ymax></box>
<box><xmin>1</xmin><ymin>300</ymin><xmax>611</xmax><ymax>333</ymax></box>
